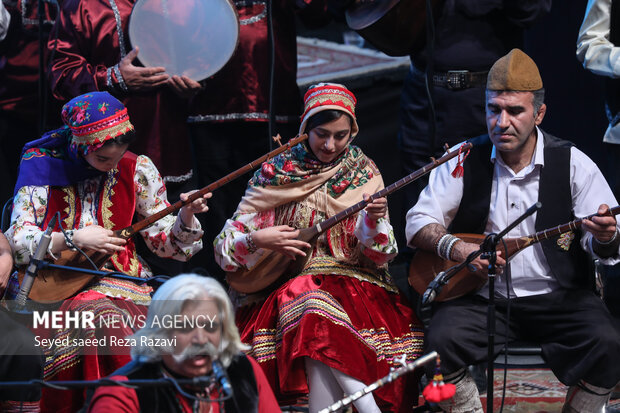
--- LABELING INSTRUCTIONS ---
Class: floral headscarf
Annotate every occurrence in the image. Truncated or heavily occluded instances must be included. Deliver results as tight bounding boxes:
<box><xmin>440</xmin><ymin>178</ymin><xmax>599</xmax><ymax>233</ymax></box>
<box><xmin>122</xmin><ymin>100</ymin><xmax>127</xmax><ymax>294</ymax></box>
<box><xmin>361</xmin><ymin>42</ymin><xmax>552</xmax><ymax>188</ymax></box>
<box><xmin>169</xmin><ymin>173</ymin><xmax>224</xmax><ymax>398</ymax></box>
<box><xmin>14</xmin><ymin>92</ymin><xmax>134</xmax><ymax>193</ymax></box>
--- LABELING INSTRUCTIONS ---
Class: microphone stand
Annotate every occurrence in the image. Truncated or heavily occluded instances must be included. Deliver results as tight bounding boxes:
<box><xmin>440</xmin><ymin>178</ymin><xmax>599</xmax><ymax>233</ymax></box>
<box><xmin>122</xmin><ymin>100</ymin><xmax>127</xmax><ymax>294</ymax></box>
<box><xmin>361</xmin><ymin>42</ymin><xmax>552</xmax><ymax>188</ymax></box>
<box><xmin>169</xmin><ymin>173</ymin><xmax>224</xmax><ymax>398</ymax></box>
<box><xmin>481</xmin><ymin>202</ymin><xmax>540</xmax><ymax>412</ymax></box>
<box><xmin>7</xmin><ymin>262</ymin><xmax>167</xmax><ymax>313</ymax></box>
<box><xmin>420</xmin><ymin>202</ymin><xmax>541</xmax><ymax>412</ymax></box>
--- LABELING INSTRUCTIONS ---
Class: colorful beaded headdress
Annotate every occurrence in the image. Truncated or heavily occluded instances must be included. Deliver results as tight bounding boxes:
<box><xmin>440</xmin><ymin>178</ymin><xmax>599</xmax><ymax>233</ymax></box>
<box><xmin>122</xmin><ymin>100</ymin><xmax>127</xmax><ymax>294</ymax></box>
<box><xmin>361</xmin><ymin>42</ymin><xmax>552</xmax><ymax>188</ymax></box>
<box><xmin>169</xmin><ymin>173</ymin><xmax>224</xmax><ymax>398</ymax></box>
<box><xmin>299</xmin><ymin>83</ymin><xmax>359</xmax><ymax>137</ymax></box>
<box><xmin>61</xmin><ymin>91</ymin><xmax>134</xmax><ymax>155</ymax></box>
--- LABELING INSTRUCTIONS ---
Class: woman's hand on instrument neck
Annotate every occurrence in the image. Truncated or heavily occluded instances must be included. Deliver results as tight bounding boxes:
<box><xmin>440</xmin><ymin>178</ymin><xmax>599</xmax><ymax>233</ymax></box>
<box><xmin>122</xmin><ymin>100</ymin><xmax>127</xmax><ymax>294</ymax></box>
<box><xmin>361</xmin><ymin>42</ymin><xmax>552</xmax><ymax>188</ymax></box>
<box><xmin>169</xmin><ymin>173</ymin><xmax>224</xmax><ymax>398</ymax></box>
<box><xmin>363</xmin><ymin>194</ymin><xmax>387</xmax><ymax>221</ymax></box>
<box><xmin>119</xmin><ymin>47</ymin><xmax>170</xmax><ymax>92</ymax></box>
<box><xmin>179</xmin><ymin>191</ymin><xmax>212</xmax><ymax>227</ymax></box>
<box><xmin>451</xmin><ymin>240</ymin><xmax>505</xmax><ymax>274</ymax></box>
<box><xmin>251</xmin><ymin>226</ymin><xmax>312</xmax><ymax>259</ymax></box>
<box><xmin>51</xmin><ymin>225</ymin><xmax>127</xmax><ymax>255</ymax></box>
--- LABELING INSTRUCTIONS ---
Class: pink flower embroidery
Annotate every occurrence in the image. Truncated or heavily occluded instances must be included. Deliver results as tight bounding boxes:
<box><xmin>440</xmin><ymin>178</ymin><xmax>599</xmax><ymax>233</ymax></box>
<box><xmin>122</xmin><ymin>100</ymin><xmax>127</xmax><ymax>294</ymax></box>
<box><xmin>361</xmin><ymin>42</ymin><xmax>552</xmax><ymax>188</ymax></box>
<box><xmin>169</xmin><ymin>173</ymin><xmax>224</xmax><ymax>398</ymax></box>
<box><xmin>362</xmin><ymin>247</ymin><xmax>386</xmax><ymax>264</ymax></box>
<box><xmin>331</xmin><ymin>179</ymin><xmax>350</xmax><ymax>194</ymax></box>
<box><xmin>282</xmin><ymin>160</ymin><xmax>295</xmax><ymax>172</ymax></box>
<box><xmin>75</xmin><ymin>110</ymin><xmax>86</xmax><ymax>123</ymax></box>
<box><xmin>231</xmin><ymin>221</ymin><xmax>245</xmax><ymax>232</ymax></box>
<box><xmin>261</xmin><ymin>163</ymin><xmax>276</xmax><ymax>179</ymax></box>
<box><xmin>234</xmin><ymin>241</ymin><xmax>248</xmax><ymax>264</ymax></box>
<box><xmin>253</xmin><ymin>212</ymin><xmax>274</xmax><ymax>228</ymax></box>
<box><xmin>373</xmin><ymin>233</ymin><xmax>389</xmax><ymax>245</ymax></box>
<box><xmin>149</xmin><ymin>232</ymin><xmax>167</xmax><ymax>249</ymax></box>
<box><xmin>364</xmin><ymin>213</ymin><xmax>377</xmax><ymax>229</ymax></box>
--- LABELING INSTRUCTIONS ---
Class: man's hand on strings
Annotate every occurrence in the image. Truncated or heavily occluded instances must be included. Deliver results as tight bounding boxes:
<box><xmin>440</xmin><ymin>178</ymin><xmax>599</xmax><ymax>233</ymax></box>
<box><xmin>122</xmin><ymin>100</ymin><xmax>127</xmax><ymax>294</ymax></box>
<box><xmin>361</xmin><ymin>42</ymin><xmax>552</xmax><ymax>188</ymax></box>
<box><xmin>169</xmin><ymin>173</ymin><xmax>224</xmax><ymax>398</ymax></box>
<box><xmin>582</xmin><ymin>203</ymin><xmax>618</xmax><ymax>243</ymax></box>
<box><xmin>250</xmin><ymin>226</ymin><xmax>311</xmax><ymax>259</ymax></box>
<box><xmin>451</xmin><ymin>240</ymin><xmax>505</xmax><ymax>274</ymax></box>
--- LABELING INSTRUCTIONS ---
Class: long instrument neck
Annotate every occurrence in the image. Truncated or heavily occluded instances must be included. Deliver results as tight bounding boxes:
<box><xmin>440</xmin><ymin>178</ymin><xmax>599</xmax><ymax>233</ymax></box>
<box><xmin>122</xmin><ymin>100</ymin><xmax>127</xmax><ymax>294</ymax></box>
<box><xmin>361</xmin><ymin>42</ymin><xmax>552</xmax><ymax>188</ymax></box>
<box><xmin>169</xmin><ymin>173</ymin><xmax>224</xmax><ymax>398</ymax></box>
<box><xmin>308</xmin><ymin>142</ymin><xmax>474</xmax><ymax>238</ymax></box>
<box><xmin>115</xmin><ymin>134</ymin><xmax>309</xmax><ymax>239</ymax></box>
<box><xmin>526</xmin><ymin>205</ymin><xmax>620</xmax><ymax>246</ymax></box>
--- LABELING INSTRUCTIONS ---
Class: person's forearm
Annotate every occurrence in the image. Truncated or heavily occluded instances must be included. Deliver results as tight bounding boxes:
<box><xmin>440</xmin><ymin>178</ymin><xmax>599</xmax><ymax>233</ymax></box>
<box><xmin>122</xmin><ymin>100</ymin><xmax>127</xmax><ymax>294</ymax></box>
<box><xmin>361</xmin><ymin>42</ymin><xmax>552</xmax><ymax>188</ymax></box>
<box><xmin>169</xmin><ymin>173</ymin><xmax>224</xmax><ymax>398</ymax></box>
<box><xmin>410</xmin><ymin>223</ymin><xmax>448</xmax><ymax>252</ymax></box>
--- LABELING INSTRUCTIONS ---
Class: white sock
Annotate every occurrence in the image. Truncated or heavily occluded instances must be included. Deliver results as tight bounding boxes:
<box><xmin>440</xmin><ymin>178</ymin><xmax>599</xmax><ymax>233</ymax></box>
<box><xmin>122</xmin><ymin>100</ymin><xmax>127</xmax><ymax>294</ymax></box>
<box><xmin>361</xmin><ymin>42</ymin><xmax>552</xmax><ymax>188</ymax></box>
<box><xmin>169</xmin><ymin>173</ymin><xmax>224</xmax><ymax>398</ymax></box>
<box><xmin>305</xmin><ymin>358</ymin><xmax>343</xmax><ymax>413</ymax></box>
<box><xmin>329</xmin><ymin>365</ymin><xmax>381</xmax><ymax>413</ymax></box>
<box><xmin>562</xmin><ymin>381</ymin><xmax>611</xmax><ymax>413</ymax></box>
<box><xmin>304</xmin><ymin>357</ymin><xmax>381</xmax><ymax>413</ymax></box>
<box><xmin>437</xmin><ymin>369</ymin><xmax>483</xmax><ymax>413</ymax></box>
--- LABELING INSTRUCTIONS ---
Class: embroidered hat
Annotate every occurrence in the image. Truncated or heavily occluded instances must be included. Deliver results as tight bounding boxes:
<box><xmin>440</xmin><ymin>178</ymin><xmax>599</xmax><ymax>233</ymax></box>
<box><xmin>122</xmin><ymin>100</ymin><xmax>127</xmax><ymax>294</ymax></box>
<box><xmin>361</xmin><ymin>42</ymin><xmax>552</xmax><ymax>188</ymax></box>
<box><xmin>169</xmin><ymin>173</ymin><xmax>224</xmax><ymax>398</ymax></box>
<box><xmin>61</xmin><ymin>91</ymin><xmax>134</xmax><ymax>155</ymax></box>
<box><xmin>486</xmin><ymin>48</ymin><xmax>543</xmax><ymax>91</ymax></box>
<box><xmin>299</xmin><ymin>83</ymin><xmax>359</xmax><ymax>137</ymax></box>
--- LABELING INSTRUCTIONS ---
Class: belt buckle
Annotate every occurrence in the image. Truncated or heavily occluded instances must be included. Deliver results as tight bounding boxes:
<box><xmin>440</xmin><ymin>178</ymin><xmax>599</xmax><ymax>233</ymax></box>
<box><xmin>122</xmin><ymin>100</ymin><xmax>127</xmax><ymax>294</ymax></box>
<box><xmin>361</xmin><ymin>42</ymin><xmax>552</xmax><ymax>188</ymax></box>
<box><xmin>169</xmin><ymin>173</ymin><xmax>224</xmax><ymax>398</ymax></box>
<box><xmin>446</xmin><ymin>70</ymin><xmax>469</xmax><ymax>90</ymax></box>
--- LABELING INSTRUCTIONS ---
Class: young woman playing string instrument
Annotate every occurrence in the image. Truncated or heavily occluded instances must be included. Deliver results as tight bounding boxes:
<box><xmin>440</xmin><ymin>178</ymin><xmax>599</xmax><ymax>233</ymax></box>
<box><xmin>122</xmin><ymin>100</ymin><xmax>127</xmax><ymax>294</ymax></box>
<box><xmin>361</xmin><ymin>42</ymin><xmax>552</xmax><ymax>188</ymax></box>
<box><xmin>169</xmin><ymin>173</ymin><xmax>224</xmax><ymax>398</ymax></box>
<box><xmin>4</xmin><ymin>92</ymin><xmax>210</xmax><ymax>413</ymax></box>
<box><xmin>214</xmin><ymin>83</ymin><xmax>424</xmax><ymax>413</ymax></box>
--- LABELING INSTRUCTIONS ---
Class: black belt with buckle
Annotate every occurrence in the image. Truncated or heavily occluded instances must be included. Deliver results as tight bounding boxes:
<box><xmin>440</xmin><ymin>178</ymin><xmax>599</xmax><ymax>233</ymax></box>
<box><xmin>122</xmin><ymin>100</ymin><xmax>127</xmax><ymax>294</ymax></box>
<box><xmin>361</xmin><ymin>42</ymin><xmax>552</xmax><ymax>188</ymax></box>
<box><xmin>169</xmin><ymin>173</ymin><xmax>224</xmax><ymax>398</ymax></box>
<box><xmin>432</xmin><ymin>70</ymin><xmax>489</xmax><ymax>90</ymax></box>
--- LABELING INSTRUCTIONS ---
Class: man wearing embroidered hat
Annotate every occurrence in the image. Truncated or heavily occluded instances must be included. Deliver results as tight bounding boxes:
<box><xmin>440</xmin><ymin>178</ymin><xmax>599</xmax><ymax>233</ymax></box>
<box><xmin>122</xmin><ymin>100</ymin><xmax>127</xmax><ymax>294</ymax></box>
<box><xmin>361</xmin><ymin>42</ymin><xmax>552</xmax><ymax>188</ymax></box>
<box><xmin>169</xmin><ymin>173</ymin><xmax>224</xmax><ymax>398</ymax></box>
<box><xmin>4</xmin><ymin>91</ymin><xmax>211</xmax><ymax>412</ymax></box>
<box><xmin>214</xmin><ymin>83</ymin><xmax>424</xmax><ymax>412</ymax></box>
<box><xmin>406</xmin><ymin>49</ymin><xmax>620</xmax><ymax>412</ymax></box>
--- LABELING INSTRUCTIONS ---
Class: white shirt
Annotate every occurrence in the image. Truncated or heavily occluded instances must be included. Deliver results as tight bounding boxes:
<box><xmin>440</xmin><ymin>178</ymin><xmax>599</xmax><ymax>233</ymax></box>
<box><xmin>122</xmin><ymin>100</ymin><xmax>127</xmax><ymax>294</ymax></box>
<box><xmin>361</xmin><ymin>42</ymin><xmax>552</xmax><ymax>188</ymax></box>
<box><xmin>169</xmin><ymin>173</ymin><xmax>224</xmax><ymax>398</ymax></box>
<box><xmin>576</xmin><ymin>0</ymin><xmax>620</xmax><ymax>143</ymax></box>
<box><xmin>406</xmin><ymin>128</ymin><xmax>620</xmax><ymax>297</ymax></box>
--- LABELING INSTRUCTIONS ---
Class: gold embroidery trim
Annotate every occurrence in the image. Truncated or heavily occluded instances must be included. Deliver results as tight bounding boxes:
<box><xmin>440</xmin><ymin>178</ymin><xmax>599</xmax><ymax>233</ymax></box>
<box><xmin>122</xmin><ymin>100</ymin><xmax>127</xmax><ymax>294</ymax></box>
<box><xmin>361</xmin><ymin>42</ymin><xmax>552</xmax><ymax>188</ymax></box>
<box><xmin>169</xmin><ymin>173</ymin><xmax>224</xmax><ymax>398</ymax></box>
<box><xmin>61</xmin><ymin>187</ymin><xmax>76</xmax><ymax>229</ymax></box>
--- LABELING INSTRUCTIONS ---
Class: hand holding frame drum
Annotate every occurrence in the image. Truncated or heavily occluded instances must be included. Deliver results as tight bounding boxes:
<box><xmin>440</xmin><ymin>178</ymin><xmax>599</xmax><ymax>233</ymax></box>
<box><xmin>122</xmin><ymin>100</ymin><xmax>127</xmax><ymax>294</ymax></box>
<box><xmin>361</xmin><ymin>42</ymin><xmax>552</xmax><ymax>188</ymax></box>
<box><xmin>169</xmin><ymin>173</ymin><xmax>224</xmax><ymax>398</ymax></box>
<box><xmin>128</xmin><ymin>0</ymin><xmax>239</xmax><ymax>81</ymax></box>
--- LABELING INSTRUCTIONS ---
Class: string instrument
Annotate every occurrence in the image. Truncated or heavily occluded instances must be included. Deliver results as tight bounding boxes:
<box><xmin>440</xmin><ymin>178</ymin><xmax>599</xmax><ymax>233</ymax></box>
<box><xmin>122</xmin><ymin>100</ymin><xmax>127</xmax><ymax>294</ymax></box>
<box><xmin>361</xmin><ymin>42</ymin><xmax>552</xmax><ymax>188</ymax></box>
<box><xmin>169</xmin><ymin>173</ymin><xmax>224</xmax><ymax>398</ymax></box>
<box><xmin>344</xmin><ymin>0</ymin><xmax>443</xmax><ymax>56</ymax></box>
<box><xmin>408</xmin><ymin>205</ymin><xmax>620</xmax><ymax>302</ymax></box>
<box><xmin>226</xmin><ymin>142</ymin><xmax>474</xmax><ymax>294</ymax></box>
<box><xmin>17</xmin><ymin>134</ymin><xmax>309</xmax><ymax>302</ymax></box>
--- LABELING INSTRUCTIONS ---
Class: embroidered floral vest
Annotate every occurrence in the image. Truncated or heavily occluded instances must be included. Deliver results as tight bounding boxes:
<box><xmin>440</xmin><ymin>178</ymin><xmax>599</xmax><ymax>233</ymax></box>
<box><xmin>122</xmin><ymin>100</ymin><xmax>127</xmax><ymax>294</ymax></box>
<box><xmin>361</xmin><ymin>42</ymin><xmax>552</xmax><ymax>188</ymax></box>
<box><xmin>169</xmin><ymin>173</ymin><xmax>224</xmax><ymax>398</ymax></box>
<box><xmin>42</xmin><ymin>151</ymin><xmax>142</xmax><ymax>276</ymax></box>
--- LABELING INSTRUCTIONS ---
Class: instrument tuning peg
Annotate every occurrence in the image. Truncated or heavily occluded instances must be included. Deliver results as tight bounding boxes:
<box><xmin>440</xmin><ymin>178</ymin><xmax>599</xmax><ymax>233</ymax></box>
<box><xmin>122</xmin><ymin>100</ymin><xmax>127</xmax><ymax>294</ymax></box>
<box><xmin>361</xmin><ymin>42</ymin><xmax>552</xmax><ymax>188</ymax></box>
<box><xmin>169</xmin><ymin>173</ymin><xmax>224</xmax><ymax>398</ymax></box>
<box><xmin>443</xmin><ymin>143</ymin><xmax>450</xmax><ymax>152</ymax></box>
<box><xmin>272</xmin><ymin>134</ymin><xmax>283</xmax><ymax>147</ymax></box>
<box><xmin>430</xmin><ymin>157</ymin><xmax>436</xmax><ymax>162</ymax></box>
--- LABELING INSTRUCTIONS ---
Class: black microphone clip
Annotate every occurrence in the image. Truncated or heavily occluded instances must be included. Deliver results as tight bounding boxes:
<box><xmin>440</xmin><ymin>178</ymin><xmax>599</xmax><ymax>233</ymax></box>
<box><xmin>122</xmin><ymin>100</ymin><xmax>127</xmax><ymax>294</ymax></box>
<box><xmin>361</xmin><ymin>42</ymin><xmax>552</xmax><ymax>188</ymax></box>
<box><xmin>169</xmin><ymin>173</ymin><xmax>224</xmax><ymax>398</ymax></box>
<box><xmin>422</xmin><ymin>271</ymin><xmax>447</xmax><ymax>305</ymax></box>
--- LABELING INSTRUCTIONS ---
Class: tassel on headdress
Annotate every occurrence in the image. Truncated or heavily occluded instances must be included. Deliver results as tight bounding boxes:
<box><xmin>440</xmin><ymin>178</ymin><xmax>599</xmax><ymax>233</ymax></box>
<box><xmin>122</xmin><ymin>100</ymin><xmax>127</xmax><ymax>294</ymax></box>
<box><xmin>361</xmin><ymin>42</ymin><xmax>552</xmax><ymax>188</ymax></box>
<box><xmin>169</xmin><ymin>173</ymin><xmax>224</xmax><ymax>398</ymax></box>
<box><xmin>422</xmin><ymin>355</ymin><xmax>456</xmax><ymax>403</ymax></box>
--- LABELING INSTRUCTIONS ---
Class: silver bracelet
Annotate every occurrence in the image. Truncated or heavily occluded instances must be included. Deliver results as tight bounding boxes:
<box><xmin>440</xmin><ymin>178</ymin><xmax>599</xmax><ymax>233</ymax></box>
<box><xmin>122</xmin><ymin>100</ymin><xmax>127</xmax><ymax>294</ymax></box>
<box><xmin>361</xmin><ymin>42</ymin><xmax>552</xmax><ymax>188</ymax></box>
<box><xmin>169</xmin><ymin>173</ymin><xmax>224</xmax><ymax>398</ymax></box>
<box><xmin>113</xmin><ymin>64</ymin><xmax>128</xmax><ymax>92</ymax></box>
<box><xmin>596</xmin><ymin>230</ymin><xmax>618</xmax><ymax>245</ymax></box>
<box><xmin>106</xmin><ymin>66</ymin><xmax>115</xmax><ymax>90</ymax></box>
<box><xmin>246</xmin><ymin>232</ymin><xmax>258</xmax><ymax>254</ymax></box>
<box><xmin>445</xmin><ymin>236</ymin><xmax>460</xmax><ymax>261</ymax></box>
<box><xmin>64</xmin><ymin>229</ymin><xmax>76</xmax><ymax>250</ymax></box>
<box><xmin>436</xmin><ymin>233</ymin><xmax>461</xmax><ymax>261</ymax></box>
<box><xmin>436</xmin><ymin>234</ymin><xmax>451</xmax><ymax>258</ymax></box>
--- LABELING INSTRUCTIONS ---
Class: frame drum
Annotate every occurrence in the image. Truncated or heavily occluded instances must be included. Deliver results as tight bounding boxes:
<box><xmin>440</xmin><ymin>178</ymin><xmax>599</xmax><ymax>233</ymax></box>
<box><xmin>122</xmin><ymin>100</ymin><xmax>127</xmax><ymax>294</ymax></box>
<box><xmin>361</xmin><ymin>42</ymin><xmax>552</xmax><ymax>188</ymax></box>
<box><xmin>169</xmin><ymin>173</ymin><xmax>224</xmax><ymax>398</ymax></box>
<box><xmin>129</xmin><ymin>0</ymin><xmax>239</xmax><ymax>81</ymax></box>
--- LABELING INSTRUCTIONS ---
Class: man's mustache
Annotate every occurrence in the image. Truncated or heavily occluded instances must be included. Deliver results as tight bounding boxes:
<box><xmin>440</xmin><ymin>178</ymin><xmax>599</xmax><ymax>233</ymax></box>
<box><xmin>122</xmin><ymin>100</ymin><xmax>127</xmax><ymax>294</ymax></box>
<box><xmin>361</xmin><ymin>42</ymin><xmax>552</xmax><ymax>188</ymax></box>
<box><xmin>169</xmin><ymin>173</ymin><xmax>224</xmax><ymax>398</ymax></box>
<box><xmin>172</xmin><ymin>341</ymin><xmax>219</xmax><ymax>362</ymax></box>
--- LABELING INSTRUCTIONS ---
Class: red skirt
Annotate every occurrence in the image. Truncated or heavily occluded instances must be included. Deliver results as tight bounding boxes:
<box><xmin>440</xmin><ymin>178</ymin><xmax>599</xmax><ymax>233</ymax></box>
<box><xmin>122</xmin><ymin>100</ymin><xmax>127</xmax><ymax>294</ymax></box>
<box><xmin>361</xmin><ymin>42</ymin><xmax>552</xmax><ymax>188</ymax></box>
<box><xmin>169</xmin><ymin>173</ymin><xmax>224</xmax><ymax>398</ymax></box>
<box><xmin>236</xmin><ymin>273</ymin><xmax>425</xmax><ymax>412</ymax></box>
<box><xmin>35</xmin><ymin>290</ymin><xmax>148</xmax><ymax>413</ymax></box>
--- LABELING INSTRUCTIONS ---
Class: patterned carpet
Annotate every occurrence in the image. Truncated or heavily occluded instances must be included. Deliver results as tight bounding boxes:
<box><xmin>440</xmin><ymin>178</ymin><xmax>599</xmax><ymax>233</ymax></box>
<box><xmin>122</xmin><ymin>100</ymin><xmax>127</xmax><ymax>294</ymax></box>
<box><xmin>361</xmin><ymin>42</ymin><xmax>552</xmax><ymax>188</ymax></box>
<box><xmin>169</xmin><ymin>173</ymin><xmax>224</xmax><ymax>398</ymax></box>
<box><xmin>466</xmin><ymin>368</ymin><xmax>619</xmax><ymax>413</ymax></box>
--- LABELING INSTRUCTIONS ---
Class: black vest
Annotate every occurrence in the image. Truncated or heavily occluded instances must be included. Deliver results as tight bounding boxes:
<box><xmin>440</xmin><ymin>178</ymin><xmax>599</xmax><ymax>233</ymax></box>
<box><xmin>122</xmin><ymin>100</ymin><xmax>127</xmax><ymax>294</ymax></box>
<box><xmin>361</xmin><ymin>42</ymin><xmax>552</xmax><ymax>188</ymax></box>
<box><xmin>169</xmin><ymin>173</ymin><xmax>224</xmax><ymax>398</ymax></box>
<box><xmin>606</xmin><ymin>0</ymin><xmax>620</xmax><ymax>128</ymax></box>
<box><xmin>84</xmin><ymin>353</ymin><xmax>259</xmax><ymax>413</ymax></box>
<box><xmin>450</xmin><ymin>132</ymin><xmax>591</xmax><ymax>290</ymax></box>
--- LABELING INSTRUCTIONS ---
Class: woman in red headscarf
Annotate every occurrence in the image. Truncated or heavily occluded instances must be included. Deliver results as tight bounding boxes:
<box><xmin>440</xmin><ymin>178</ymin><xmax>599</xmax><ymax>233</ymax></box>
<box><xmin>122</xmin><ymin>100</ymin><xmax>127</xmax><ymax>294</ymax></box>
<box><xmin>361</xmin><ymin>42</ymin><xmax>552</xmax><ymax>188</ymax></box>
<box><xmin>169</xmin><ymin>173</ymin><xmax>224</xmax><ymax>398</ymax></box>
<box><xmin>215</xmin><ymin>83</ymin><xmax>424</xmax><ymax>413</ymax></box>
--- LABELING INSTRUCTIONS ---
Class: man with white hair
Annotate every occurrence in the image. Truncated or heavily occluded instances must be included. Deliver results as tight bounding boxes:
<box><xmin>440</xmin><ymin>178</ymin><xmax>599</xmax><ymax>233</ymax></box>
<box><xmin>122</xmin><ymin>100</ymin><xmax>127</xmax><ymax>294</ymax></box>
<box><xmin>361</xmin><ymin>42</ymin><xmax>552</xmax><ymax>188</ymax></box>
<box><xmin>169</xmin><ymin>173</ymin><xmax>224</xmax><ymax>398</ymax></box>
<box><xmin>86</xmin><ymin>274</ymin><xmax>280</xmax><ymax>412</ymax></box>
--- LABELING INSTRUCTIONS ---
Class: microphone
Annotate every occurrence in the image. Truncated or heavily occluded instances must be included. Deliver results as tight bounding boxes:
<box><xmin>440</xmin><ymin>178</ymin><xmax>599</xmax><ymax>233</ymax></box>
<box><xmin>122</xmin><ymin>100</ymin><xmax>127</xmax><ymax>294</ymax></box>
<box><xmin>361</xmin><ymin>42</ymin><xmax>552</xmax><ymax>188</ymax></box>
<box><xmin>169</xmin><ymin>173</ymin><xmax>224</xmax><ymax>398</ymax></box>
<box><xmin>422</xmin><ymin>271</ymin><xmax>446</xmax><ymax>305</ymax></box>
<box><xmin>16</xmin><ymin>215</ymin><xmax>58</xmax><ymax>306</ymax></box>
<box><xmin>212</xmin><ymin>359</ymin><xmax>233</xmax><ymax>397</ymax></box>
